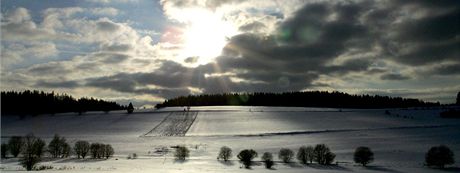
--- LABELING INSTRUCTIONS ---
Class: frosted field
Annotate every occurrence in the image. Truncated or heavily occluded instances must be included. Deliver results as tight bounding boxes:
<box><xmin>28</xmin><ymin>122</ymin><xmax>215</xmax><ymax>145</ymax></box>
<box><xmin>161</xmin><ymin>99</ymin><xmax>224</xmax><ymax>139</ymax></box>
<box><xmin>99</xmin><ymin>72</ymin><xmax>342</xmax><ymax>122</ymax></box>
<box><xmin>1</xmin><ymin>106</ymin><xmax>460</xmax><ymax>172</ymax></box>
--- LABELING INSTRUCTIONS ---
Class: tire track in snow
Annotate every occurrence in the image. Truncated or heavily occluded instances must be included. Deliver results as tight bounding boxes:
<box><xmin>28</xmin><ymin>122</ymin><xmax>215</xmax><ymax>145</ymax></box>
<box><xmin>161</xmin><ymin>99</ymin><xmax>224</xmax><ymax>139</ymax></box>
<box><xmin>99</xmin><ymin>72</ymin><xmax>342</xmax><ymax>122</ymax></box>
<box><xmin>141</xmin><ymin>111</ymin><xmax>198</xmax><ymax>137</ymax></box>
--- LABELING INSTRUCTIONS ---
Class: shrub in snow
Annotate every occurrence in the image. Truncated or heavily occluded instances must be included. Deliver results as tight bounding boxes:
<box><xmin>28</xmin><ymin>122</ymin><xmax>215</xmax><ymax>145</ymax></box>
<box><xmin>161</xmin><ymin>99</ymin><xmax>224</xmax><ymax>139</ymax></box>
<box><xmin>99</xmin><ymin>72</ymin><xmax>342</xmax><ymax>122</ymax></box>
<box><xmin>128</xmin><ymin>153</ymin><xmax>137</xmax><ymax>159</ymax></box>
<box><xmin>20</xmin><ymin>134</ymin><xmax>45</xmax><ymax>171</ymax></box>
<box><xmin>425</xmin><ymin>145</ymin><xmax>455</xmax><ymax>169</ymax></box>
<box><xmin>237</xmin><ymin>149</ymin><xmax>258</xmax><ymax>168</ymax></box>
<box><xmin>74</xmin><ymin>141</ymin><xmax>90</xmax><ymax>159</ymax></box>
<box><xmin>8</xmin><ymin>136</ymin><xmax>24</xmax><ymax>157</ymax></box>
<box><xmin>174</xmin><ymin>146</ymin><xmax>190</xmax><ymax>160</ymax></box>
<box><xmin>279</xmin><ymin>148</ymin><xmax>294</xmax><ymax>163</ymax></box>
<box><xmin>217</xmin><ymin>146</ymin><xmax>232</xmax><ymax>162</ymax></box>
<box><xmin>262</xmin><ymin>152</ymin><xmax>274</xmax><ymax>169</ymax></box>
<box><xmin>2</xmin><ymin>143</ymin><xmax>8</xmax><ymax>158</ymax></box>
<box><xmin>314</xmin><ymin>144</ymin><xmax>335</xmax><ymax>165</ymax></box>
<box><xmin>354</xmin><ymin>146</ymin><xmax>374</xmax><ymax>166</ymax></box>
<box><xmin>297</xmin><ymin>146</ymin><xmax>314</xmax><ymax>164</ymax></box>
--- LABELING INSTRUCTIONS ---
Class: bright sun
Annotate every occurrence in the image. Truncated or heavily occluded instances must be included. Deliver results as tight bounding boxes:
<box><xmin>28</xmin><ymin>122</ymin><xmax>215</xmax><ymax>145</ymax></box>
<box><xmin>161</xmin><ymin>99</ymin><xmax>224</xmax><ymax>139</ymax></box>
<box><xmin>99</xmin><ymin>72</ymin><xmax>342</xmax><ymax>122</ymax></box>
<box><xmin>179</xmin><ymin>9</ymin><xmax>238</xmax><ymax>65</ymax></box>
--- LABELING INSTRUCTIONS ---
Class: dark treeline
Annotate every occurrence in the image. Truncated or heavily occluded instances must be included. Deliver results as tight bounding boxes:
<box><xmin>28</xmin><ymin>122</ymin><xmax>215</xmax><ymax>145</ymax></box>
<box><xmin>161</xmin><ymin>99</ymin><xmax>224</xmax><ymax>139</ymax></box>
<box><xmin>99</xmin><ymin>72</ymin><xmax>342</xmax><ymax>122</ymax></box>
<box><xmin>1</xmin><ymin>90</ymin><xmax>126</xmax><ymax>115</ymax></box>
<box><xmin>156</xmin><ymin>91</ymin><xmax>440</xmax><ymax>109</ymax></box>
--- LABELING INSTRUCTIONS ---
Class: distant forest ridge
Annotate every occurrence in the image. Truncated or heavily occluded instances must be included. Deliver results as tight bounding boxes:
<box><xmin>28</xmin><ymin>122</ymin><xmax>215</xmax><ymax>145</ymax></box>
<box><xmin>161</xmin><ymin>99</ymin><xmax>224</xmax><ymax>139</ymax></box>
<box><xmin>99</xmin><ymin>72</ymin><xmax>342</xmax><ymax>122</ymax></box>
<box><xmin>1</xmin><ymin>90</ymin><xmax>126</xmax><ymax>115</ymax></box>
<box><xmin>155</xmin><ymin>91</ymin><xmax>441</xmax><ymax>109</ymax></box>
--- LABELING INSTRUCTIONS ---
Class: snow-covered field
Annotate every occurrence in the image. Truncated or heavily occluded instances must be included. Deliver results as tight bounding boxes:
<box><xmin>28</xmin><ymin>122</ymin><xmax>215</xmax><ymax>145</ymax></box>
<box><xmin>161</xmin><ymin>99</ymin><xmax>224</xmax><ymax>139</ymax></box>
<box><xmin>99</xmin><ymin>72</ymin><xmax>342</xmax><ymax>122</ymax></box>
<box><xmin>1</xmin><ymin>106</ymin><xmax>460</xmax><ymax>172</ymax></box>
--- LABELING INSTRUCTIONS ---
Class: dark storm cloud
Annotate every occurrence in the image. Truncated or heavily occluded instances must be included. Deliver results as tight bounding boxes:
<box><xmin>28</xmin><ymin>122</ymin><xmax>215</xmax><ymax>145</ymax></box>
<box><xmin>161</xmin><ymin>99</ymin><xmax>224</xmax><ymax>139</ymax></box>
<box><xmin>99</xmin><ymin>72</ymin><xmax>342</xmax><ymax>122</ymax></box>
<box><xmin>380</xmin><ymin>73</ymin><xmax>411</xmax><ymax>81</ymax></box>
<box><xmin>238</xmin><ymin>21</ymin><xmax>266</xmax><ymax>32</ymax></box>
<box><xmin>27</xmin><ymin>62</ymin><xmax>71</xmax><ymax>75</ymax></box>
<box><xmin>35</xmin><ymin>80</ymin><xmax>80</xmax><ymax>88</ymax></box>
<box><xmin>431</xmin><ymin>63</ymin><xmax>460</xmax><ymax>75</ymax></box>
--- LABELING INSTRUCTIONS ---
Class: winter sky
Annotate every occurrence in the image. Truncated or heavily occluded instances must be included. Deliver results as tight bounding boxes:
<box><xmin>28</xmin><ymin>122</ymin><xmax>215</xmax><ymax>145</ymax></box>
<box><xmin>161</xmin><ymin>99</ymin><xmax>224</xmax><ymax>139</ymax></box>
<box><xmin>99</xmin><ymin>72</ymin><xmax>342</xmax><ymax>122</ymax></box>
<box><xmin>1</xmin><ymin>0</ymin><xmax>459</xmax><ymax>107</ymax></box>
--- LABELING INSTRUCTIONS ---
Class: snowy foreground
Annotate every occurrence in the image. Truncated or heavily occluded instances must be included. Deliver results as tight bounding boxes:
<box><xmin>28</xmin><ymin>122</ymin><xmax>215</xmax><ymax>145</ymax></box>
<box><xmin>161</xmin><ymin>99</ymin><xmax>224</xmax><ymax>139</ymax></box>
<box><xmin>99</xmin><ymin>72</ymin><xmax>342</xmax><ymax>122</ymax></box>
<box><xmin>1</xmin><ymin>106</ymin><xmax>460</xmax><ymax>172</ymax></box>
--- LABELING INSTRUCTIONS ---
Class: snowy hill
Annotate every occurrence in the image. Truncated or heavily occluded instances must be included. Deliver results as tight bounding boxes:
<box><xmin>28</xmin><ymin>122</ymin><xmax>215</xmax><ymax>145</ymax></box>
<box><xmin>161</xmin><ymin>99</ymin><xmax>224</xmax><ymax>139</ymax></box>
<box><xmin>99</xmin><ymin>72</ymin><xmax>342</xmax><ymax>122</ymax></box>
<box><xmin>1</xmin><ymin>106</ymin><xmax>459</xmax><ymax>172</ymax></box>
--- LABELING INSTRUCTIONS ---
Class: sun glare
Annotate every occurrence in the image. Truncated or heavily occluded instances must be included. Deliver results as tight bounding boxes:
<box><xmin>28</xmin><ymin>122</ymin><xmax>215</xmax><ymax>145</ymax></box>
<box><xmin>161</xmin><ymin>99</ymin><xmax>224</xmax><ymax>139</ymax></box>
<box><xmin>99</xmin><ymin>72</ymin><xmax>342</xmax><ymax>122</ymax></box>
<box><xmin>179</xmin><ymin>9</ymin><xmax>238</xmax><ymax>65</ymax></box>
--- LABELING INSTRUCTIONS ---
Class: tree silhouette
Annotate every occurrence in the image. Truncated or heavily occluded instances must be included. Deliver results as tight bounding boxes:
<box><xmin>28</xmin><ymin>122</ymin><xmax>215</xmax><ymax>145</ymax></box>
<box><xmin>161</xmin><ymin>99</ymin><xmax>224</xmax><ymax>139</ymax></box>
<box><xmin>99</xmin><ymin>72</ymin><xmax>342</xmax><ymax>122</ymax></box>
<box><xmin>314</xmin><ymin>144</ymin><xmax>335</xmax><ymax>165</ymax></box>
<box><xmin>20</xmin><ymin>134</ymin><xmax>45</xmax><ymax>171</ymax></box>
<box><xmin>156</xmin><ymin>91</ymin><xmax>438</xmax><ymax>109</ymax></box>
<box><xmin>237</xmin><ymin>149</ymin><xmax>258</xmax><ymax>168</ymax></box>
<box><xmin>425</xmin><ymin>145</ymin><xmax>455</xmax><ymax>169</ymax></box>
<box><xmin>74</xmin><ymin>141</ymin><xmax>90</xmax><ymax>159</ymax></box>
<box><xmin>1</xmin><ymin>143</ymin><xmax>8</xmax><ymax>158</ymax></box>
<box><xmin>127</xmin><ymin>102</ymin><xmax>134</xmax><ymax>114</ymax></box>
<box><xmin>262</xmin><ymin>152</ymin><xmax>274</xmax><ymax>169</ymax></box>
<box><xmin>48</xmin><ymin>134</ymin><xmax>68</xmax><ymax>158</ymax></box>
<box><xmin>1</xmin><ymin>90</ymin><xmax>126</xmax><ymax>115</ymax></box>
<box><xmin>297</xmin><ymin>146</ymin><xmax>314</xmax><ymax>164</ymax></box>
<box><xmin>279</xmin><ymin>148</ymin><xmax>294</xmax><ymax>163</ymax></box>
<box><xmin>174</xmin><ymin>146</ymin><xmax>190</xmax><ymax>160</ymax></box>
<box><xmin>354</xmin><ymin>146</ymin><xmax>374</xmax><ymax>166</ymax></box>
<box><xmin>217</xmin><ymin>146</ymin><xmax>232</xmax><ymax>162</ymax></box>
<box><xmin>8</xmin><ymin>136</ymin><xmax>23</xmax><ymax>157</ymax></box>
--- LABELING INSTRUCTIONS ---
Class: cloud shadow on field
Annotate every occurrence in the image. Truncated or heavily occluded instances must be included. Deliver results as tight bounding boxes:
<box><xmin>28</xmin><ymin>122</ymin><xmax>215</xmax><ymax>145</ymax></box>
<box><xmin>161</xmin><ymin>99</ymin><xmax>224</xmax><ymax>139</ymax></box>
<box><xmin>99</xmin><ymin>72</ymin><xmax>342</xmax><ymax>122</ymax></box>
<box><xmin>438</xmin><ymin>167</ymin><xmax>460</xmax><ymax>172</ymax></box>
<box><xmin>364</xmin><ymin>165</ymin><xmax>403</xmax><ymax>173</ymax></box>
<box><xmin>54</xmin><ymin>158</ymin><xmax>107</xmax><ymax>163</ymax></box>
<box><xmin>306</xmin><ymin>164</ymin><xmax>351</xmax><ymax>171</ymax></box>
<box><xmin>218</xmin><ymin>160</ymin><xmax>235</xmax><ymax>166</ymax></box>
<box><xmin>173</xmin><ymin>159</ymin><xmax>188</xmax><ymax>164</ymax></box>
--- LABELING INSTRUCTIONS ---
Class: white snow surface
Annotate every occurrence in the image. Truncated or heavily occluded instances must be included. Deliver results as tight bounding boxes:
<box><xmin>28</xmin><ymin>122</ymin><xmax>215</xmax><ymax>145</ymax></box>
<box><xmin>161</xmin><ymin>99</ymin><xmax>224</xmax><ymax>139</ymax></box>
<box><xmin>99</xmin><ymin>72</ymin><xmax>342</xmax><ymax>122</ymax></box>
<box><xmin>1</xmin><ymin>106</ymin><xmax>460</xmax><ymax>172</ymax></box>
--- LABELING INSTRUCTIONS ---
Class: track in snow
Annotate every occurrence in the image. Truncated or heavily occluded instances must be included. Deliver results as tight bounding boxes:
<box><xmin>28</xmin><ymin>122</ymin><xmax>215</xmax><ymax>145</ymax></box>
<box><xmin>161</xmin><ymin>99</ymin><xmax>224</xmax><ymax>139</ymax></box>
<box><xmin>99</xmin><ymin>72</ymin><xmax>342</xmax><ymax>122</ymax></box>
<box><xmin>142</xmin><ymin>111</ymin><xmax>198</xmax><ymax>137</ymax></box>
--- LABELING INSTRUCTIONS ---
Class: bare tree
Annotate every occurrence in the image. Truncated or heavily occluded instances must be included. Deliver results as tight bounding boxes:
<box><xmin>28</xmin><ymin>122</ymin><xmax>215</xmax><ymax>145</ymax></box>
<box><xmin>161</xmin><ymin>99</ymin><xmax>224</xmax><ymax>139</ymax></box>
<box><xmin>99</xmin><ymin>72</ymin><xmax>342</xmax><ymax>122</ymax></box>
<box><xmin>104</xmin><ymin>144</ymin><xmax>114</xmax><ymax>159</ymax></box>
<box><xmin>217</xmin><ymin>146</ymin><xmax>232</xmax><ymax>162</ymax></box>
<box><xmin>279</xmin><ymin>148</ymin><xmax>294</xmax><ymax>163</ymax></box>
<box><xmin>314</xmin><ymin>144</ymin><xmax>335</xmax><ymax>165</ymax></box>
<box><xmin>262</xmin><ymin>152</ymin><xmax>274</xmax><ymax>169</ymax></box>
<box><xmin>20</xmin><ymin>134</ymin><xmax>45</xmax><ymax>171</ymax></box>
<box><xmin>8</xmin><ymin>136</ymin><xmax>24</xmax><ymax>157</ymax></box>
<box><xmin>1</xmin><ymin>143</ymin><xmax>8</xmax><ymax>158</ymax></box>
<box><xmin>74</xmin><ymin>141</ymin><xmax>90</xmax><ymax>159</ymax></box>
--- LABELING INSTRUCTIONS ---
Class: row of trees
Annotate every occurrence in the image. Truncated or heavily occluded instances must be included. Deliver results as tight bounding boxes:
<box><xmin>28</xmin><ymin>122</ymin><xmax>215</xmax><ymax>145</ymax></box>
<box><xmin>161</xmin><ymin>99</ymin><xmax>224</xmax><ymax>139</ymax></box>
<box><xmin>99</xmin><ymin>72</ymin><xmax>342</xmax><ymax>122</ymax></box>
<box><xmin>215</xmin><ymin>145</ymin><xmax>454</xmax><ymax>169</ymax></box>
<box><xmin>224</xmin><ymin>144</ymin><xmax>337</xmax><ymax>169</ymax></box>
<box><xmin>156</xmin><ymin>91</ymin><xmax>439</xmax><ymax>109</ymax></box>
<box><xmin>1</xmin><ymin>134</ymin><xmax>114</xmax><ymax>171</ymax></box>
<box><xmin>1</xmin><ymin>90</ymin><xmax>126</xmax><ymax>115</ymax></box>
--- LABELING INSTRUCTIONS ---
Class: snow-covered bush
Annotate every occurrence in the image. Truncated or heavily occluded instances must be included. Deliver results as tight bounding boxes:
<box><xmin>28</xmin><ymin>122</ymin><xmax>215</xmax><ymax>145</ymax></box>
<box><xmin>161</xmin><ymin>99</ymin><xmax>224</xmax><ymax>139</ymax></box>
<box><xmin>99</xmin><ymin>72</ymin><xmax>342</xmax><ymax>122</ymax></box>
<box><xmin>279</xmin><ymin>148</ymin><xmax>294</xmax><ymax>163</ymax></box>
<box><xmin>354</xmin><ymin>146</ymin><xmax>374</xmax><ymax>166</ymax></box>
<box><xmin>217</xmin><ymin>146</ymin><xmax>232</xmax><ymax>161</ymax></box>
